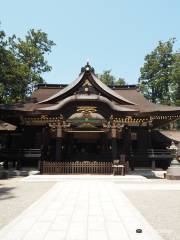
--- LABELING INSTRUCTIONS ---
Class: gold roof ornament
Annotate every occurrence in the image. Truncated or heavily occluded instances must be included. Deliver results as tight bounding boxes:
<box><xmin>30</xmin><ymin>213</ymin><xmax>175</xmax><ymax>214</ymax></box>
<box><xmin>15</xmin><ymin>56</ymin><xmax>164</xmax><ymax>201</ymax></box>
<box><xmin>83</xmin><ymin>79</ymin><xmax>92</xmax><ymax>87</ymax></box>
<box><xmin>77</xmin><ymin>106</ymin><xmax>97</xmax><ymax>112</ymax></box>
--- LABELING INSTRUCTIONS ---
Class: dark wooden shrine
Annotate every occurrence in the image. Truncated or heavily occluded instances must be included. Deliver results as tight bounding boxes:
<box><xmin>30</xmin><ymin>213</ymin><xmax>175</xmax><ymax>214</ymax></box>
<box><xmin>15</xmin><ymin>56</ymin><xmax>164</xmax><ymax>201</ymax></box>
<box><xmin>0</xmin><ymin>63</ymin><xmax>180</xmax><ymax>174</ymax></box>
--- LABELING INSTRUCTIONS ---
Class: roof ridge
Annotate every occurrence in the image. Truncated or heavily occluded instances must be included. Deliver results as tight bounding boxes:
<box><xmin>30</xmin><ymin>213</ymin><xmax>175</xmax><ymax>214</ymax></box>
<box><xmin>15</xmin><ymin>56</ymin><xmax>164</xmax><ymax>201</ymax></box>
<box><xmin>37</xmin><ymin>63</ymin><xmax>136</xmax><ymax>105</ymax></box>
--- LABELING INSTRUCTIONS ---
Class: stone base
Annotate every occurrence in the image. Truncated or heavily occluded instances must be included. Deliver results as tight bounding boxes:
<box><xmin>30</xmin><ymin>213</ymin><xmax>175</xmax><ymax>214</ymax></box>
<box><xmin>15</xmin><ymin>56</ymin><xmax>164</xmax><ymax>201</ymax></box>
<box><xmin>8</xmin><ymin>170</ymin><xmax>29</xmax><ymax>177</ymax></box>
<box><xmin>0</xmin><ymin>170</ymin><xmax>8</xmax><ymax>179</ymax></box>
<box><xmin>166</xmin><ymin>174</ymin><xmax>180</xmax><ymax>180</ymax></box>
<box><xmin>166</xmin><ymin>165</ymin><xmax>180</xmax><ymax>180</ymax></box>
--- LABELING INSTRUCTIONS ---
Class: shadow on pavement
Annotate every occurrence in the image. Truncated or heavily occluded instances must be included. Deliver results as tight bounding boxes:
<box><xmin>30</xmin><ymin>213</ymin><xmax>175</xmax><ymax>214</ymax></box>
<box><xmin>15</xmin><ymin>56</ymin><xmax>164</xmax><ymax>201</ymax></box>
<box><xmin>0</xmin><ymin>187</ymin><xmax>15</xmax><ymax>200</ymax></box>
<box><xmin>128</xmin><ymin>169</ymin><xmax>165</xmax><ymax>179</ymax></box>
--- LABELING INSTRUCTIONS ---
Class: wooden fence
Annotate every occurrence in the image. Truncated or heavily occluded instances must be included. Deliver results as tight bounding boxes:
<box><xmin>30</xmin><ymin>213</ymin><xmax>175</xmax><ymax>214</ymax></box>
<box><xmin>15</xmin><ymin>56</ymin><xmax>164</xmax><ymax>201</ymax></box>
<box><xmin>40</xmin><ymin>161</ymin><xmax>113</xmax><ymax>174</ymax></box>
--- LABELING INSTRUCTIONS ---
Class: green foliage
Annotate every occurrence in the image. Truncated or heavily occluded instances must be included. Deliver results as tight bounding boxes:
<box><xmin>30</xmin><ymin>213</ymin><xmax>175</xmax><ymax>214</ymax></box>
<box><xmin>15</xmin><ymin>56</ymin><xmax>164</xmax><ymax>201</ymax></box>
<box><xmin>171</xmin><ymin>52</ymin><xmax>180</xmax><ymax>106</ymax></box>
<box><xmin>172</xmin><ymin>54</ymin><xmax>180</xmax><ymax>128</ymax></box>
<box><xmin>139</xmin><ymin>39</ymin><xmax>180</xmax><ymax>129</ymax></box>
<box><xmin>0</xmin><ymin>27</ymin><xmax>55</xmax><ymax>103</ymax></box>
<box><xmin>116</xmin><ymin>77</ymin><xmax>126</xmax><ymax>85</ymax></box>
<box><xmin>98</xmin><ymin>70</ymin><xmax>126</xmax><ymax>86</ymax></box>
<box><xmin>139</xmin><ymin>39</ymin><xmax>177</xmax><ymax>104</ymax></box>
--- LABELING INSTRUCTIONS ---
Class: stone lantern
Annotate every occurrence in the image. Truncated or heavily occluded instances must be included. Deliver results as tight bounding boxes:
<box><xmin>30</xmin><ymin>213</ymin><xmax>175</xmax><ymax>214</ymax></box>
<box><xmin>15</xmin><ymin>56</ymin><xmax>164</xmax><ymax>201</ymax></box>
<box><xmin>166</xmin><ymin>141</ymin><xmax>180</xmax><ymax>180</ymax></box>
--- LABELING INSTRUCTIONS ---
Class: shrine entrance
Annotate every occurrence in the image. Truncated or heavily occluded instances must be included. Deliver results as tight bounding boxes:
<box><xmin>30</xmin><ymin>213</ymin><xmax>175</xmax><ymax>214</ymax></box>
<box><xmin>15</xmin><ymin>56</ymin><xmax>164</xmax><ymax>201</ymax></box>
<box><xmin>64</xmin><ymin>131</ymin><xmax>111</xmax><ymax>162</ymax></box>
<box><xmin>40</xmin><ymin>128</ymin><xmax>114</xmax><ymax>174</ymax></box>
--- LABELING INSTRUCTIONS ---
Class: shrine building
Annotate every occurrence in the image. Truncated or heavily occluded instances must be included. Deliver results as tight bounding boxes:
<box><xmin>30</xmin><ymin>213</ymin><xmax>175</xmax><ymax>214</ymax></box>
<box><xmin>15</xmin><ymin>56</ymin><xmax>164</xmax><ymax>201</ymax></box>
<box><xmin>0</xmin><ymin>63</ymin><xmax>180</xmax><ymax>174</ymax></box>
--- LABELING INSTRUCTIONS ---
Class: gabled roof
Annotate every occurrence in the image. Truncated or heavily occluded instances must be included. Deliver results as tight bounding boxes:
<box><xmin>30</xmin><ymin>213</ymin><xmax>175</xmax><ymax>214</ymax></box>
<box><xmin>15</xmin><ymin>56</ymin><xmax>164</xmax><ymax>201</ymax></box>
<box><xmin>159</xmin><ymin>130</ymin><xmax>180</xmax><ymax>143</ymax></box>
<box><xmin>38</xmin><ymin>95</ymin><xmax>136</xmax><ymax>112</ymax></box>
<box><xmin>114</xmin><ymin>88</ymin><xmax>180</xmax><ymax>113</ymax></box>
<box><xmin>0</xmin><ymin>63</ymin><xmax>180</xmax><ymax>117</ymax></box>
<box><xmin>0</xmin><ymin>120</ymin><xmax>16</xmax><ymax>131</ymax></box>
<box><xmin>38</xmin><ymin>63</ymin><xmax>135</xmax><ymax>105</ymax></box>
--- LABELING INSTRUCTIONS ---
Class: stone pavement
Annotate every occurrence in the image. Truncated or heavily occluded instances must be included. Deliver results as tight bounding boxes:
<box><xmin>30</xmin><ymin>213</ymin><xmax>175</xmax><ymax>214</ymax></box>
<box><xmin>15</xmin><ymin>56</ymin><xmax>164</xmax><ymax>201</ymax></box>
<box><xmin>0</xmin><ymin>177</ymin><xmax>164</xmax><ymax>240</ymax></box>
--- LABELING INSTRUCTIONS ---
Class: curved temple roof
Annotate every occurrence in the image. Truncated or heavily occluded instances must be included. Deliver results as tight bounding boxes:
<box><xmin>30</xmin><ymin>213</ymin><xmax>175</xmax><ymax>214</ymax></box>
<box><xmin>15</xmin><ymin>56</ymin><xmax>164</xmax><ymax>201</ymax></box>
<box><xmin>38</xmin><ymin>63</ymin><xmax>135</xmax><ymax>105</ymax></box>
<box><xmin>38</xmin><ymin>94</ymin><xmax>137</xmax><ymax>112</ymax></box>
<box><xmin>0</xmin><ymin>63</ymin><xmax>180</xmax><ymax>118</ymax></box>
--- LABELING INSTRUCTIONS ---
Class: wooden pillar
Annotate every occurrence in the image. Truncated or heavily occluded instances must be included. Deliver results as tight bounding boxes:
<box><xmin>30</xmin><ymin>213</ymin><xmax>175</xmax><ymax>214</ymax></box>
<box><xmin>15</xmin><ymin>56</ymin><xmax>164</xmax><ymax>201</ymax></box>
<box><xmin>111</xmin><ymin>128</ymin><xmax>117</xmax><ymax>161</ymax></box>
<box><xmin>127</xmin><ymin>128</ymin><xmax>132</xmax><ymax>170</ymax></box>
<box><xmin>151</xmin><ymin>159</ymin><xmax>156</xmax><ymax>170</ymax></box>
<box><xmin>121</xmin><ymin>127</ymin><xmax>127</xmax><ymax>154</ymax></box>
<box><xmin>55</xmin><ymin>125</ymin><xmax>63</xmax><ymax>162</ymax></box>
<box><xmin>147</xmin><ymin>128</ymin><xmax>155</xmax><ymax>170</ymax></box>
<box><xmin>41</xmin><ymin>127</ymin><xmax>47</xmax><ymax>161</ymax></box>
<box><xmin>16</xmin><ymin>129</ymin><xmax>24</xmax><ymax>170</ymax></box>
<box><xmin>16</xmin><ymin>148</ymin><xmax>23</xmax><ymax>170</ymax></box>
<box><xmin>67</xmin><ymin>133</ymin><xmax>73</xmax><ymax>161</ymax></box>
<box><xmin>147</xmin><ymin>128</ymin><xmax>152</xmax><ymax>149</ymax></box>
<box><xmin>4</xmin><ymin>133</ymin><xmax>11</xmax><ymax>169</ymax></box>
<box><xmin>100</xmin><ymin>132</ymin><xmax>106</xmax><ymax>153</ymax></box>
<box><xmin>124</xmin><ymin>126</ymin><xmax>132</xmax><ymax>170</ymax></box>
<box><xmin>138</xmin><ymin>127</ymin><xmax>151</xmax><ymax>168</ymax></box>
<box><xmin>137</xmin><ymin>127</ymin><xmax>144</xmax><ymax>151</ymax></box>
<box><xmin>116</xmin><ymin>129</ymin><xmax>120</xmax><ymax>157</ymax></box>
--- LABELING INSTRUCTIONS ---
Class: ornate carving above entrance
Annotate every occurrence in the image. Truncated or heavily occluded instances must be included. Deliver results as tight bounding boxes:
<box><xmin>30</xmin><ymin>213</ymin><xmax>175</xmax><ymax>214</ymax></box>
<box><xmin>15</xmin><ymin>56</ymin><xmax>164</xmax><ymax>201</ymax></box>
<box><xmin>67</xmin><ymin>106</ymin><xmax>105</xmax><ymax>129</ymax></box>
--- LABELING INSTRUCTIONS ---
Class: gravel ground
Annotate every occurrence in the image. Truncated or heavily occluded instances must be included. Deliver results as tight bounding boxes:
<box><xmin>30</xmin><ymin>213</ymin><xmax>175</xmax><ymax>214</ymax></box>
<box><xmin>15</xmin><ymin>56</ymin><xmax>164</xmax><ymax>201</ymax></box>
<box><xmin>124</xmin><ymin>189</ymin><xmax>180</xmax><ymax>240</ymax></box>
<box><xmin>0</xmin><ymin>177</ymin><xmax>54</xmax><ymax>229</ymax></box>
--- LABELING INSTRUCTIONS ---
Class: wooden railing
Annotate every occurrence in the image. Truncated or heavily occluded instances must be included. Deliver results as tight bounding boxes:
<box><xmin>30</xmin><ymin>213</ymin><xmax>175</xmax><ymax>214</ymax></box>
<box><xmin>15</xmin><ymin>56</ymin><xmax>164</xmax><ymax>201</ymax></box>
<box><xmin>130</xmin><ymin>149</ymin><xmax>173</xmax><ymax>168</ymax></box>
<box><xmin>0</xmin><ymin>148</ymin><xmax>41</xmax><ymax>160</ymax></box>
<box><xmin>23</xmin><ymin>149</ymin><xmax>41</xmax><ymax>158</ymax></box>
<box><xmin>147</xmin><ymin>149</ymin><xmax>172</xmax><ymax>158</ymax></box>
<box><xmin>131</xmin><ymin>149</ymin><xmax>172</xmax><ymax>159</ymax></box>
<box><xmin>40</xmin><ymin>161</ymin><xmax>113</xmax><ymax>174</ymax></box>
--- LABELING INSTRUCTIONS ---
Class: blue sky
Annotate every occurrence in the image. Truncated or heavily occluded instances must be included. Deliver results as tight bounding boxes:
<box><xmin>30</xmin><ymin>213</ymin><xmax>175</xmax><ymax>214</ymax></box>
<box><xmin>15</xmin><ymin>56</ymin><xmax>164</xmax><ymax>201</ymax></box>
<box><xmin>1</xmin><ymin>0</ymin><xmax>180</xmax><ymax>84</ymax></box>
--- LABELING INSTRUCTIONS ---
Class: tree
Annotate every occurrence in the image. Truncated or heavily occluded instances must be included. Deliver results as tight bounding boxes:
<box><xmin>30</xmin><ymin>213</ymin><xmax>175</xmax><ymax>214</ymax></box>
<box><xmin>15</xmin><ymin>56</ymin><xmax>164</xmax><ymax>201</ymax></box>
<box><xmin>171</xmin><ymin>52</ymin><xmax>180</xmax><ymax>129</ymax></box>
<box><xmin>9</xmin><ymin>29</ymin><xmax>55</xmax><ymax>94</ymax></box>
<box><xmin>116</xmin><ymin>77</ymin><xmax>126</xmax><ymax>85</ymax></box>
<box><xmin>99</xmin><ymin>70</ymin><xmax>126</xmax><ymax>86</ymax></box>
<box><xmin>139</xmin><ymin>39</ymin><xmax>180</xmax><ymax>129</ymax></box>
<box><xmin>0</xmin><ymin>27</ymin><xmax>55</xmax><ymax>103</ymax></box>
<box><xmin>171</xmin><ymin>52</ymin><xmax>180</xmax><ymax>106</ymax></box>
<box><xmin>0</xmin><ymin>29</ymin><xmax>28</xmax><ymax>103</ymax></box>
<box><xmin>0</xmin><ymin>50</ymin><xmax>29</xmax><ymax>103</ymax></box>
<box><xmin>139</xmin><ymin>39</ymin><xmax>176</xmax><ymax>104</ymax></box>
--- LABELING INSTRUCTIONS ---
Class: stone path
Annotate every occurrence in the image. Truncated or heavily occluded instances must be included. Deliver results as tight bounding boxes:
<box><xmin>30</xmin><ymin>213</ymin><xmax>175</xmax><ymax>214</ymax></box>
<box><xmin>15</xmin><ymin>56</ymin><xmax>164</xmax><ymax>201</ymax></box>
<box><xmin>0</xmin><ymin>179</ymin><xmax>163</xmax><ymax>240</ymax></box>
<box><xmin>21</xmin><ymin>174</ymin><xmax>150</xmax><ymax>182</ymax></box>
